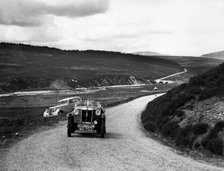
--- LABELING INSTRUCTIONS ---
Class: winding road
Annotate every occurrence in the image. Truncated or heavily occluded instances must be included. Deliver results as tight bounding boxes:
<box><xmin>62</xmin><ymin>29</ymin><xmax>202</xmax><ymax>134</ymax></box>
<box><xmin>4</xmin><ymin>94</ymin><xmax>223</xmax><ymax>171</ymax></box>
<box><xmin>155</xmin><ymin>68</ymin><xmax>188</xmax><ymax>83</ymax></box>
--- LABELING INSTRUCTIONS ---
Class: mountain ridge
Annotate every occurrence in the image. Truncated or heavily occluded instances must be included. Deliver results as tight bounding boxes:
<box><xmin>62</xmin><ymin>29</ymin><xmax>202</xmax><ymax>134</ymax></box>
<box><xmin>202</xmin><ymin>51</ymin><xmax>224</xmax><ymax>60</ymax></box>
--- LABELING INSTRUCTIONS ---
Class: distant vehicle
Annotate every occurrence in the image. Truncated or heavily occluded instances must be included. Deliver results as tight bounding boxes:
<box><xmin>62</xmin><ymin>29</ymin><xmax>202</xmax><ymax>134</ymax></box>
<box><xmin>43</xmin><ymin>96</ymin><xmax>82</xmax><ymax>117</ymax></box>
<box><xmin>67</xmin><ymin>100</ymin><xmax>106</xmax><ymax>138</ymax></box>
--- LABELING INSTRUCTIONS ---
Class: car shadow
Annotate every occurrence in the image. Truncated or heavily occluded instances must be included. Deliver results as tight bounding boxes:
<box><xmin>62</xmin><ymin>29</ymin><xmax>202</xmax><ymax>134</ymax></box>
<box><xmin>69</xmin><ymin>132</ymin><xmax>124</xmax><ymax>139</ymax></box>
<box><xmin>105</xmin><ymin>132</ymin><xmax>124</xmax><ymax>139</ymax></box>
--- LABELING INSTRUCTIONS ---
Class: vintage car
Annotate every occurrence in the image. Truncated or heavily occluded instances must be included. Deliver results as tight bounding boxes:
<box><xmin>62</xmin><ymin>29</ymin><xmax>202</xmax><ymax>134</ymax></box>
<box><xmin>43</xmin><ymin>96</ymin><xmax>82</xmax><ymax>117</ymax></box>
<box><xmin>67</xmin><ymin>100</ymin><xmax>106</xmax><ymax>138</ymax></box>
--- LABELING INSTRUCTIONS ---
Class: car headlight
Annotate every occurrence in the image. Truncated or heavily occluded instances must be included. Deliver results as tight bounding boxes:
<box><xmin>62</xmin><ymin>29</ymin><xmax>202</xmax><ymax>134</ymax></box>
<box><xmin>74</xmin><ymin>109</ymin><xmax>79</xmax><ymax>115</ymax></box>
<box><xmin>95</xmin><ymin>109</ymin><xmax>101</xmax><ymax>116</ymax></box>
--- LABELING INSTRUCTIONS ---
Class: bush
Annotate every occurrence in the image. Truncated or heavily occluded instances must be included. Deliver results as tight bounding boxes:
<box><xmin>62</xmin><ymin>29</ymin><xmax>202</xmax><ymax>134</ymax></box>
<box><xmin>186</xmin><ymin>94</ymin><xmax>196</xmax><ymax>101</ymax></box>
<box><xmin>186</xmin><ymin>86</ymin><xmax>201</xmax><ymax>95</ymax></box>
<box><xmin>210</xmin><ymin>121</ymin><xmax>224</xmax><ymax>138</ymax></box>
<box><xmin>161</xmin><ymin>121</ymin><xmax>179</xmax><ymax>138</ymax></box>
<box><xmin>198</xmin><ymin>88</ymin><xmax>216</xmax><ymax>101</ymax></box>
<box><xmin>176</xmin><ymin>136</ymin><xmax>191</xmax><ymax>147</ymax></box>
<box><xmin>189</xmin><ymin>76</ymin><xmax>205</xmax><ymax>86</ymax></box>
<box><xmin>143</xmin><ymin>122</ymin><xmax>156</xmax><ymax>133</ymax></box>
<box><xmin>175</xmin><ymin>125</ymin><xmax>193</xmax><ymax>147</ymax></box>
<box><xmin>192</xmin><ymin>123</ymin><xmax>210</xmax><ymax>136</ymax></box>
<box><xmin>201</xmin><ymin>135</ymin><xmax>211</xmax><ymax>148</ymax></box>
<box><xmin>213</xmin><ymin>121</ymin><xmax>224</xmax><ymax>132</ymax></box>
<box><xmin>206</xmin><ymin>138</ymin><xmax>223</xmax><ymax>155</ymax></box>
<box><xmin>176</xmin><ymin>110</ymin><xmax>184</xmax><ymax>117</ymax></box>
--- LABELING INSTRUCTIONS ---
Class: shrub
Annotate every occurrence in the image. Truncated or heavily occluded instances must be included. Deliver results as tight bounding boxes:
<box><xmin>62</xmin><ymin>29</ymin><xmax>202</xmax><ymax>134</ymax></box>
<box><xmin>176</xmin><ymin>136</ymin><xmax>191</xmax><ymax>147</ymax></box>
<box><xmin>186</xmin><ymin>94</ymin><xmax>196</xmax><ymax>101</ymax></box>
<box><xmin>189</xmin><ymin>76</ymin><xmax>205</xmax><ymax>87</ymax></box>
<box><xmin>206</xmin><ymin>138</ymin><xmax>223</xmax><ymax>155</ymax></box>
<box><xmin>198</xmin><ymin>88</ymin><xmax>216</xmax><ymax>101</ymax></box>
<box><xmin>213</xmin><ymin>121</ymin><xmax>224</xmax><ymax>132</ymax></box>
<box><xmin>186</xmin><ymin>86</ymin><xmax>201</xmax><ymax>95</ymax></box>
<box><xmin>201</xmin><ymin>135</ymin><xmax>211</xmax><ymax>148</ymax></box>
<box><xmin>192</xmin><ymin>123</ymin><xmax>210</xmax><ymax>136</ymax></box>
<box><xmin>210</xmin><ymin>121</ymin><xmax>224</xmax><ymax>138</ymax></box>
<box><xmin>175</xmin><ymin>125</ymin><xmax>193</xmax><ymax>147</ymax></box>
<box><xmin>161</xmin><ymin>121</ymin><xmax>179</xmax><ymax>138</ymax></box>
<box><xmin>144</xmin><ymin>122</ymin><xmax>156</xmax><ymax>133</ymax></box>
<box><xmin>176</xmin><ymin>110</ymin><xmax>184</xmax><ymax>117</ymax></box>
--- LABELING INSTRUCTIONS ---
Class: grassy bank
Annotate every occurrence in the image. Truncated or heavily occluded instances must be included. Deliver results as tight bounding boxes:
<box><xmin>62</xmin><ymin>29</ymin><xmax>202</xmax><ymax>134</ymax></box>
<box><xmin>141</xmin><ymin>62</ymin><xmax>224</xmax><ymax>156</ymax></box>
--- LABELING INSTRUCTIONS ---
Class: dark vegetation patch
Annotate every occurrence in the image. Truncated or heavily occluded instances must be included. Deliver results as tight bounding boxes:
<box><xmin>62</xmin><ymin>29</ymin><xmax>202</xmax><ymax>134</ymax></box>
<box><xmin>172</xmin><ymin>56</ymin><xmax>223</xmax><ymax>75</ymax></box>
<box><xmin>0</xmin><ymin>42</ymin><xmax>183</xmax><ymax>92</ymax></box>
<box><xmin>141</xmin><ymin>62</ymin><xmax>224</xmax><ymax>156</ymax></box>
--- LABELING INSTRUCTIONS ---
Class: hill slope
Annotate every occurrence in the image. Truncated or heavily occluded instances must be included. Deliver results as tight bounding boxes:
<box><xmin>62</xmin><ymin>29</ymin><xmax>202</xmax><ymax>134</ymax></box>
<box><xmin>202</xmin><ymin>51</ymin><xmax>224</xmax><ymax>60</ymax></box>
<box><xmin>141</xmin><ymin>62</ymin><xmax>224</xmax><ymax>155</ymax></box>
<box><xmin>172</xmin><ymin>56</ymin><xmax>223</xmax><ymax>75</ymax></box>
<box><xmin>0</xmin><ymin>43</ymin><xmax>183</xmax><ymax>92</ymax></box>
<box><xmin>134</xmin><ymin>52</ymin><xmax>223</xmax><ymax>75</ymax></box>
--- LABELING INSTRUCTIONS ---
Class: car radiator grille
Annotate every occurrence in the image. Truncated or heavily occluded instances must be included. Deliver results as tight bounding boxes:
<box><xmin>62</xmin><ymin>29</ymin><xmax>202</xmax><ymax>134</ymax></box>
<box><xmin>81</xmin><ymin>110</ymin><xmax>95</xmax><ymax>123</ymax></box>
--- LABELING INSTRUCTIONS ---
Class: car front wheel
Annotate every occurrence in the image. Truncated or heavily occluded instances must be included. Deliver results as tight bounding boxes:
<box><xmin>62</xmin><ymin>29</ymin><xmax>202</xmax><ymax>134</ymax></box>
<box><xmin>100</xmin><ymin>119</ymin><xmax>106</xmax><ymax>138</ymax></box>
<box><xmin>67</xmin><ymin>116</ymin><xmax>73</xmax><ymax>137</ymax></box>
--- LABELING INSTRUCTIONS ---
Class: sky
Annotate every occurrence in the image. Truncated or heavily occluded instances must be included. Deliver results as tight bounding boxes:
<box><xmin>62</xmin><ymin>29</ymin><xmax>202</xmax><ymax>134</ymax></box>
<box><xmin>0</xmin><ymin>0</ymin><xmax>224</xmax><ymax>56</ymax></box>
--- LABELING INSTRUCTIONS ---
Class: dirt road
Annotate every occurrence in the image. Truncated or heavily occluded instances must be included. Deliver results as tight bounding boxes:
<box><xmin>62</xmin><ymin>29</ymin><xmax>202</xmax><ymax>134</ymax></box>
<box><xmin>155</xmin><ymin>68</ymin><xmax>188</xmax><ymax>83</ymax></box>
<box><xmin>3</xmin><ymin>94</ymin><xmax>223</xmax><ymax>171</ymax></box>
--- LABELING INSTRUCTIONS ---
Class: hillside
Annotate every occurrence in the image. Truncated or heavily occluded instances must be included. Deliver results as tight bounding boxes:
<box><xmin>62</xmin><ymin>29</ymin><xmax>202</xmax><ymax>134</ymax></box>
<box><xmin>135</xmin><ymin>52</ymin><xmax>223</xmax><ymax>75</ymax></box>
<box><xmin>173</xmin><ymin>56</ymin><xmax>223</xmax><ymax>75</ymax></box>
<box><xmin>141</xmin><ymin>62</ymin><xmax>224</xmax><ymax>155</ymax></box>
<box><xmin>0</xmin><ymin>43</ymin><xmax>183</xmax><ymax>92</ymax></box>
<box><xmin>202</xmin><ymin>51</ymin><xmax>224</xmax><ymax>60</ymax></box>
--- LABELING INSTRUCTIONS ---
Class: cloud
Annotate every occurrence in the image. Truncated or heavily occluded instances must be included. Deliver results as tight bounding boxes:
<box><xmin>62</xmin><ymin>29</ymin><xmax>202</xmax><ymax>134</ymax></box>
<box><xmin>1</xmin><ymin>0</ymin><xmax>224</xmax><ymax>56</ymax></box>
<box><xmin>48</xmin><ymin>0</ymin><xmax>109</xmax><ymax>18</ymax></box>
<box><xmin>0</xmin><ymin>0</ymin><xmax>109</xmax><ymax>27</ymax></box>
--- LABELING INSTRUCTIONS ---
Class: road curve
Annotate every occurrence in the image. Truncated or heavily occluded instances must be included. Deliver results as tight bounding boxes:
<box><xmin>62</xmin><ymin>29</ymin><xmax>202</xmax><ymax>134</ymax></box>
<box><xmin>4</xmin><ymin>95</ymin><xmax>223</xmax><ymax>171</ymax></box>
<box><xmin>155</xmin><ymin>68</ymin><xmax>188</xmax><ymax>82</ymax></box>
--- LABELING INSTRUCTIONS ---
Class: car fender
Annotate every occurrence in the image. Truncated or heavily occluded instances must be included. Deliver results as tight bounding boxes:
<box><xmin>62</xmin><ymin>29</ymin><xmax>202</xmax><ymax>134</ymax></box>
<box><xmin>101</xmin><ymin>114</ymin><xmax>106</xmax><ymax>119</ymax></box>
<box><xmin>67</xmin><ymin>112</ymin><xmax>73</xmax><ymax>117</ymax></box>
<box><xmin>43</xmin><ymin>110</ymin><xmax>49</xmax><ymax>117</ymax></box>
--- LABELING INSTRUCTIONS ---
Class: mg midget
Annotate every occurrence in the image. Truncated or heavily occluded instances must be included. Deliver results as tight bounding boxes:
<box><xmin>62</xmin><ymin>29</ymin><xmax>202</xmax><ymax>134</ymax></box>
<box><xmin>67</xmin><ymin>100</ymin><xmax>106</xmax><ymax>138</ymax></box>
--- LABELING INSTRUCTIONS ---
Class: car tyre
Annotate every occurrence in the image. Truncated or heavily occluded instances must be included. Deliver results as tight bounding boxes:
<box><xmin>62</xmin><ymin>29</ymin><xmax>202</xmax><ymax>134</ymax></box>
<box><xmin>67</xmin><ymin>116</ymin><xmax>73</xmax><ymax>137</ymax></box>
<box><xmin>100</xmin><ymin>119</ymin><xmax>106</xmax><ymax>138</ymax></box>
<box><xmin>58</xmin><ymin>110</ymin><xmax>63</xmax><ymax>116</ymax></box>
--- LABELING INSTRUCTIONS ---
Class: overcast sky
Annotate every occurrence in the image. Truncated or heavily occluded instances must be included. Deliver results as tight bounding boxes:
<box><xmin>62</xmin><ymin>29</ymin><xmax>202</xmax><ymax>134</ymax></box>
<box><xmin>0</xmin><ymin>0</ymin><xmax>224</xmax><ymax>56</ymax></box>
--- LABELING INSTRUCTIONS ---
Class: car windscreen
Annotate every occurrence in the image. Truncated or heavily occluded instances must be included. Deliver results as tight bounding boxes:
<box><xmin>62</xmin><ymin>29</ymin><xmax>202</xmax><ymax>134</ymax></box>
<box><xmin>89</xmin><ymin>101</ymin><xmax>100</xmax><ymax>108</ymax></box>
<box><xmin>76</xmin><ymin>101</ymin><xmax>100</xmax><ymax>108</ymax></box>
<box><xmin>57</xmin><ymin>100</ymin><xmax>68</xmax><ymax>105</ymax></box>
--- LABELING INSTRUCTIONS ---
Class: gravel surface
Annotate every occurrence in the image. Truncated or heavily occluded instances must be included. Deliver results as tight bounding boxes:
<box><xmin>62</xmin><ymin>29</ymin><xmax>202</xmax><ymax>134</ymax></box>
<box><xmin>3</xmin><ymin>94</ymin><xmax>223</xmax><ymax>171</ymax></box>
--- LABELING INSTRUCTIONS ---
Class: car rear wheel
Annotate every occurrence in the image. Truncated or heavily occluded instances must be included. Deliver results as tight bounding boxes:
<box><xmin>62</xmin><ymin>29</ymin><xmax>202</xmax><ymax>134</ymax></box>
<box><xmin>58</xmin><ymin>110</ymin><xmax>63</xmax><ymax>116</ymax></box>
